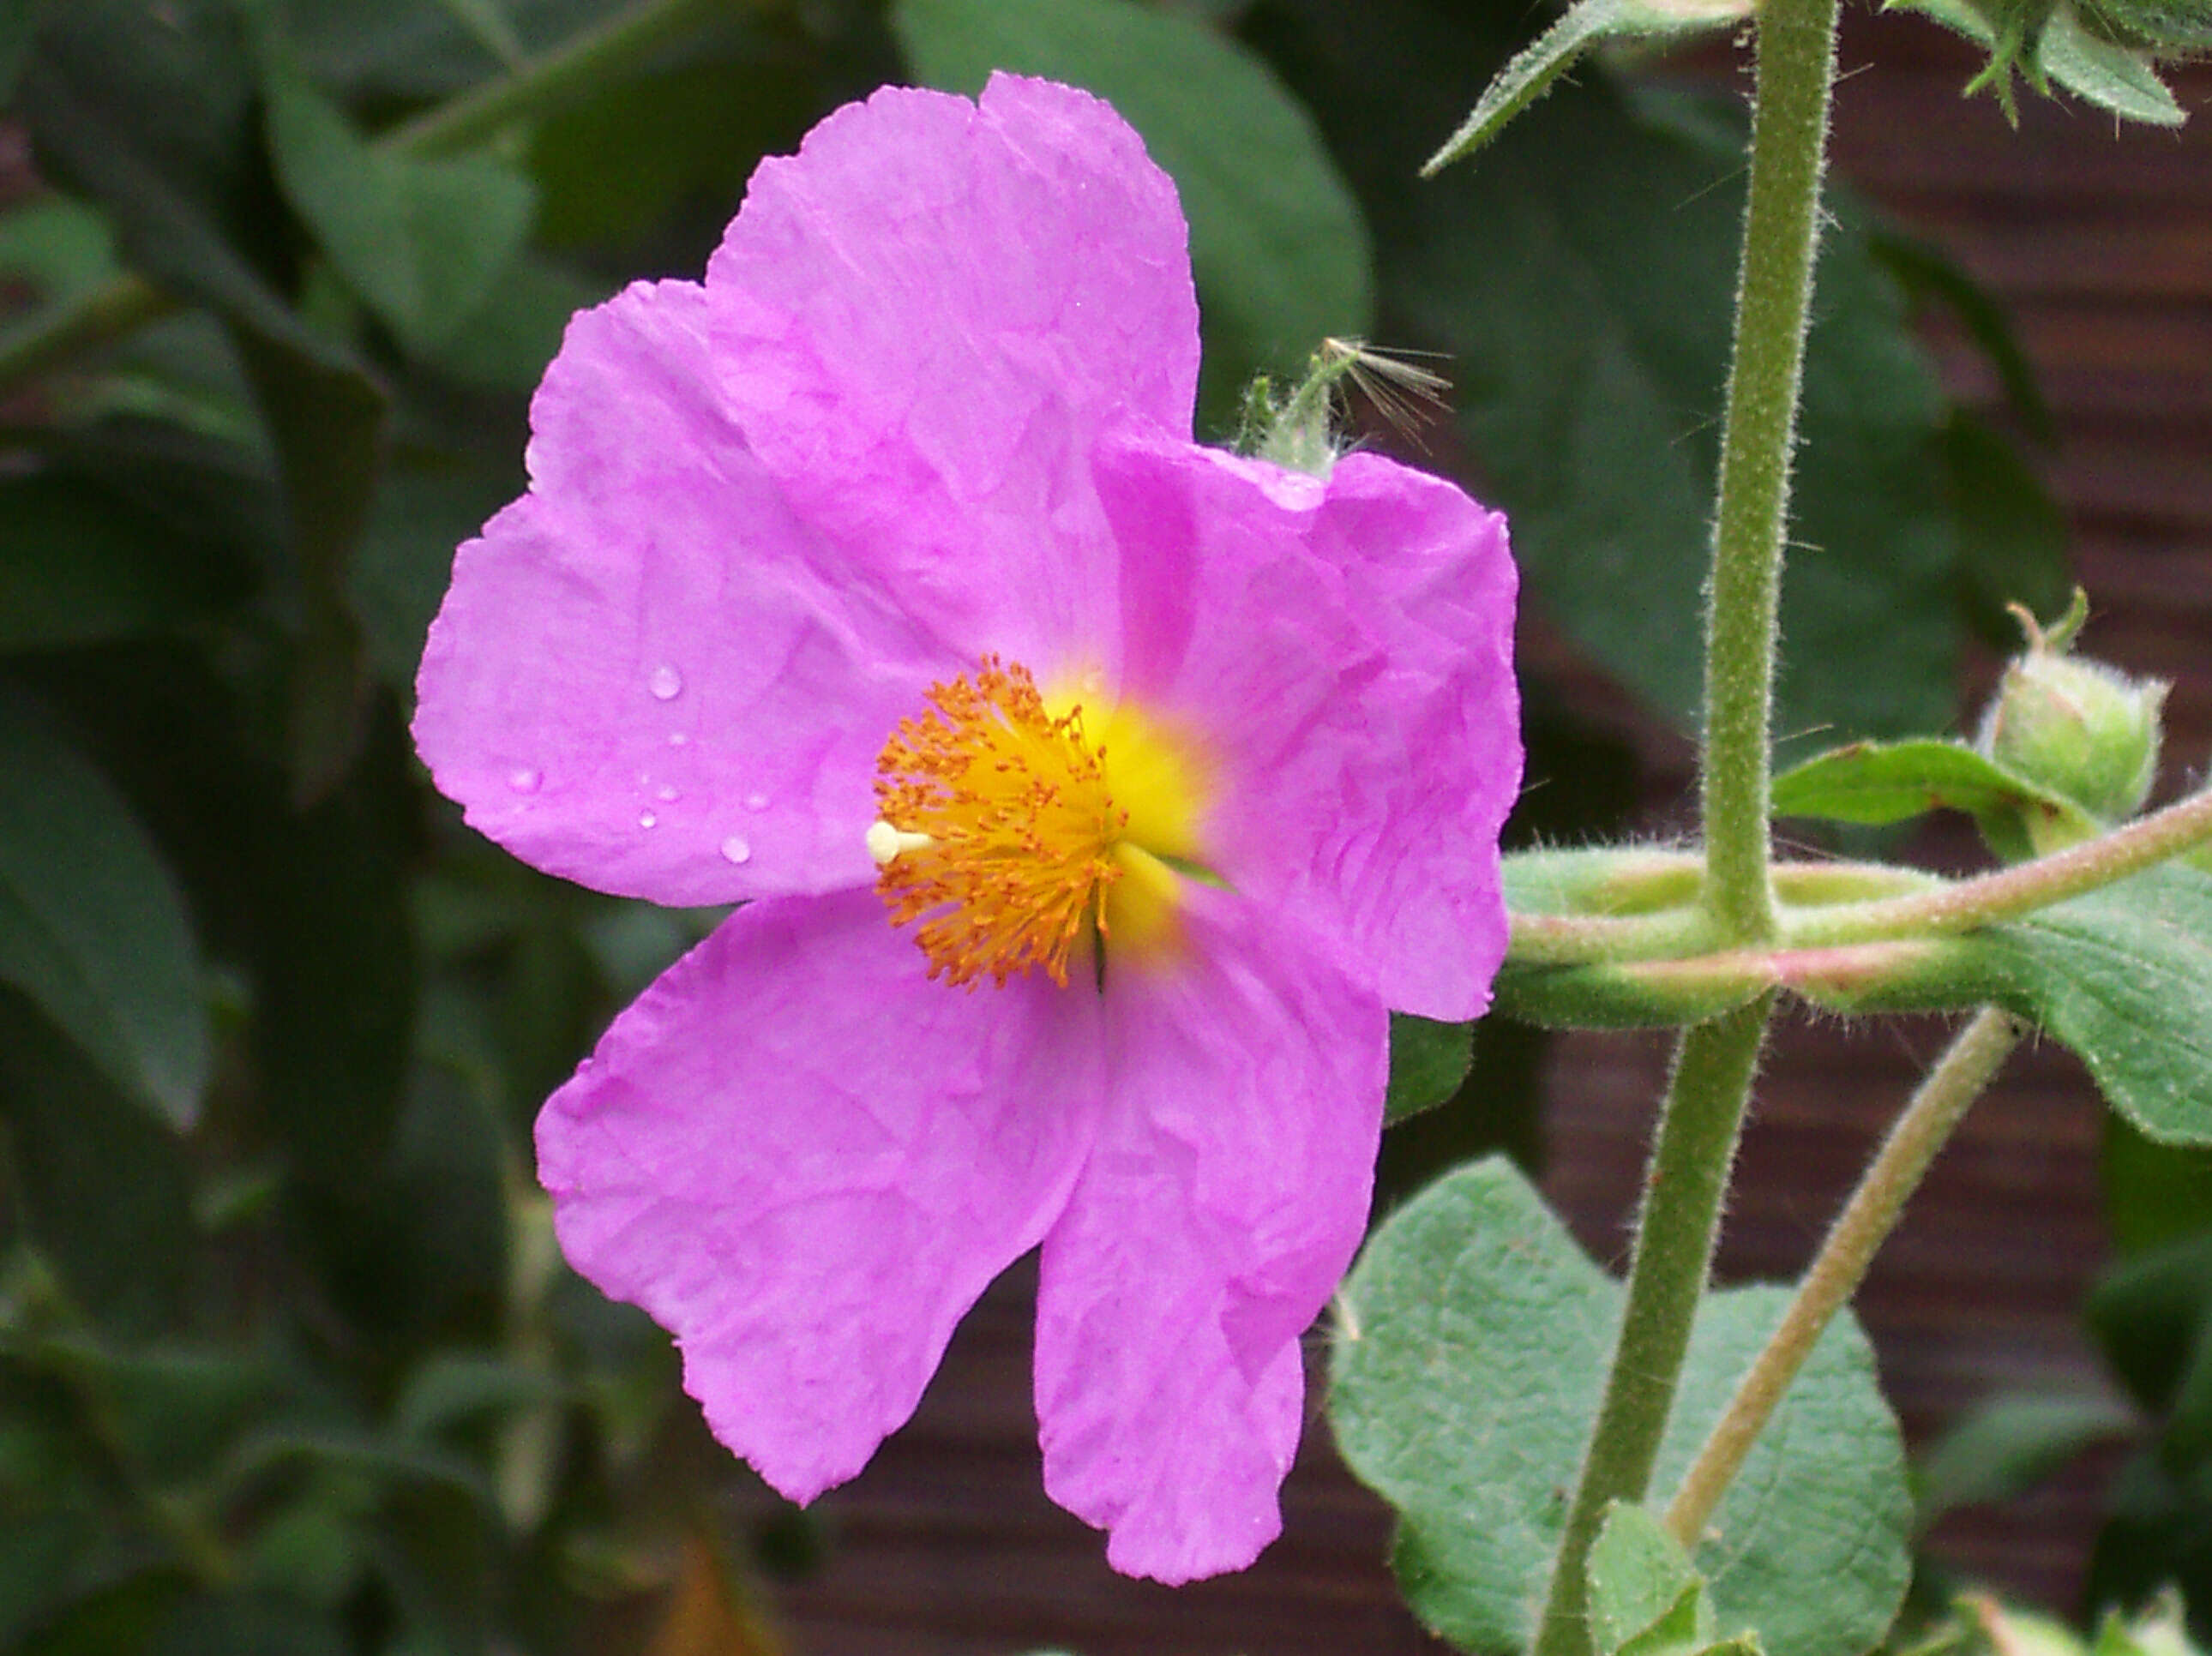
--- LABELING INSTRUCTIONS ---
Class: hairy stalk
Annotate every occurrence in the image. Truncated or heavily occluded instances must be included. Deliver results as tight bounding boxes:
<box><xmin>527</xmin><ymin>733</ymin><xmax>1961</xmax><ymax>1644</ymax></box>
<box><xmin>1785</xmin><ymin>786</ymin><xmax>2212</xmax><ymax>946</ymax></box>
<box><xmin>0</xmin><ymin>0</ymin><xmax>740</xmax><ymax>396</ymax></box>
<box><xmin>1698</xmin><ymin>0</ymin><xmax>1842</xmax><ymax>945</ymax></box>
<box><xmin>1531</xmin><ymin>999</ymin><xmax>1774</xmax><ymax>1656</ymax></box>
<box><xmin>1663</xmin><ymin>1008</ymin><xmax>2025</xmax><ymax>1545</ymax></box>
<box><xmin>1531</xmin><ymin>0</ymin><xmax>1840</xmax><ymax>1642</ymax></box>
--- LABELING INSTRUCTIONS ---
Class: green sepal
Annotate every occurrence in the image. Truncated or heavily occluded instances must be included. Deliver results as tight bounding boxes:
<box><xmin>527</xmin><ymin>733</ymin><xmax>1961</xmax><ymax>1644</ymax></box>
<box><xmin>1884</xmin><ymin>0</ymin><xmax>2185</xmax><ymax>125</ymax></box>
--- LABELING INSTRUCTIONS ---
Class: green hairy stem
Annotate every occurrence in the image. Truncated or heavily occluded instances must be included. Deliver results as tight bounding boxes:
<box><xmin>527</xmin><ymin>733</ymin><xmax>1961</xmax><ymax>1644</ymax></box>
<box><xmin>1662</xmin><ymin>1008</ymin><xmax>2026</xmax><ymax>1546</ymax></box>
<box><xmin>1531</xmin><ymin>0</ymin><xmax>1841</xmax><ymax>1642</ymax></box>
<box><xmin>1697</xmin><ymin>0</ymin><xmax>1839</xmax><ymax>947</ymax></box>
<box><xmin>1532</xmin><ymin>999</ymin><xmax>1776</xmax><ymax>1656</ymax></box>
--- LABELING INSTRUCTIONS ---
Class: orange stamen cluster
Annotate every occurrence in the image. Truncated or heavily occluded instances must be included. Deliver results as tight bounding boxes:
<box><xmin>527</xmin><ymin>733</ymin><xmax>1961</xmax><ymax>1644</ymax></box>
<box><xmin>873</xmin><ymin>657</ymin><xmax>1126</xmax><ymax>989</ymax></box>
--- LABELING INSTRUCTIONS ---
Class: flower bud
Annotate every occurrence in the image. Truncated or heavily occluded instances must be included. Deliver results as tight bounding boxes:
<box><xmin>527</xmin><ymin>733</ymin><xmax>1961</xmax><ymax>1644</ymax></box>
<box><xmin>1975</xmin><ymin>598</ymin><xmax>2167</xmax><ymax>835</ymax></box>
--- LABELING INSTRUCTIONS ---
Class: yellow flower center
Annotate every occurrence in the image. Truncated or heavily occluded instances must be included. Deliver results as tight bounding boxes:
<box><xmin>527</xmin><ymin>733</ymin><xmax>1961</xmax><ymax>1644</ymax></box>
<box><xmin>869</xmin><ymin>656</ymin><xmax>1208</xmax><ymax>989</ymax></box>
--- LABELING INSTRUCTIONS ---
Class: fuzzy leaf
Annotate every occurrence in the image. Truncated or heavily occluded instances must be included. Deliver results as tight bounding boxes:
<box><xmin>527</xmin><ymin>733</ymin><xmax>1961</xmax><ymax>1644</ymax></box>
<box><xmin>1981</xmin><ymin>865</ymin><xmax>2212</xmax><ymax>1144</ymax></box>
<box><xmin>0</xmin><ymin>688</ymin><xmax>207</xmax><ymax>1128</ymax></box>
<box><xmin>1331</xmin><ymin>1158</ymin><xmax>1910</xmax><ymax>1656</ymax></box>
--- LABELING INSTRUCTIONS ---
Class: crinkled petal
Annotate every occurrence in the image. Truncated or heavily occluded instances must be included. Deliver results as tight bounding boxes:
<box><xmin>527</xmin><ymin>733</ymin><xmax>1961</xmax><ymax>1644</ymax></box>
<box><xmin>1033</xmin><ymin>889</ymin><xmax>1386</xmax><ymax>1582</ymax></box>
<box><xmin>415</xmin><ymin>279</ymin><xmax>957</xmax><ymax>906</ymax></box>
<box><xmin>704</xmin><ymin>75</ymin><xmax>1200</xmax><ymax>672</ymax></box>
<box><xmin>538</xmin><ymin>890</ymin><xmax>1103</xmax><ymax>1502</ymax></box>
<box><xmin>1099</xmin><ymin>430</ymin><xmax>1521</xmax><ymax>1019</ymax></box>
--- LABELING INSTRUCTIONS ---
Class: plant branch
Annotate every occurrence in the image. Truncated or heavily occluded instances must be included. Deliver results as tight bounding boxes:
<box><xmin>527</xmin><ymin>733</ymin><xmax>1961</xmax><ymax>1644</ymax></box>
<box><xmin>1785</xmin><ymin>786</ymin><xmax>2212</xmax><ymax>947</ymax></box>
<box><xmin>1697</xmin><ymin>0</ymin><xmax>1842</xmax><ymax>945</ymax></box>
<box><xmin>1662</xmin><ymin>1007</ymin><xmax>2025</xmax><ymax>1544</ymax></box>
<box><xmin>1531</xmin><ymin>997</ymin><xmax>1775</xmax><ymax>1656</ymax></box>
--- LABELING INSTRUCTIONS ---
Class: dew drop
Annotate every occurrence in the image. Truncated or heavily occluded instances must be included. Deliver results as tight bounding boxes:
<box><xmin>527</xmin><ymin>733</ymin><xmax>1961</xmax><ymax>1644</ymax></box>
<box><xmin>720</xmin><ymin>835</ymin><xmax>752</xmax><ymax>866</ymax></box>
<box><xmin>667</xmin><ymin>731</ymin><xmax>689</xmax><ymax>747</ymax></box>
<box><xmin>638</xmin><ymin>810</ymin><xmax>658</xmax><ymax>830</ymax></box>
<box><xmin>743</xmin><ymin>791</ymin><xmax>770</xmax><ymax>812</ymax></box>
<box><xmin>507</xmin><ymin>766</ymin><xmax>543</xmax><ymax>795</ymax></box>
<box><xmin>648</xmin><ymin>664</ymin><xmax>683</xmax><ymax>701</ymax></box>
<box><xmin>655</xmin><ymin>784</ymin><xmax>679</xmax><ymax>803</ymax></box>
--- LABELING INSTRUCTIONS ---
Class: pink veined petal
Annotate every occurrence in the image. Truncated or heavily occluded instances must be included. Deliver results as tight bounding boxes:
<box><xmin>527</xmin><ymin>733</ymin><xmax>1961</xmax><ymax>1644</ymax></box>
<box><xmin>538</xmin><ymin>890</ymin><xmax>1104</xmax><ymax>1503</ymax></box>
<box><xmin>704</xmin><ymin>75</ymin><xmax>1201</xmax><ymax>675</ymax></box>
<box><xmin>1098</xmin><ymin>429</ymin><xmax>1522</xmax><ymax>1020</ymax></box>
<box><xmin>1033</xmin><ymin>888</ymin><xmax>1387</xmax><ymax>1583</ymax></box>
<box><xmin>414</xmin><ymin>279</ymin><xmax>959</xmax><ymax>907</ymax></box>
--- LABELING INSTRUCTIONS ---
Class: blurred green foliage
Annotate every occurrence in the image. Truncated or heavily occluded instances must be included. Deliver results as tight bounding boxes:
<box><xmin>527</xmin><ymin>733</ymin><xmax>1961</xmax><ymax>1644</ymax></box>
<box><xmin>0</xmin><ymin>0</ymin><xmax>2088</xmax><ymax>1649</ymax></box>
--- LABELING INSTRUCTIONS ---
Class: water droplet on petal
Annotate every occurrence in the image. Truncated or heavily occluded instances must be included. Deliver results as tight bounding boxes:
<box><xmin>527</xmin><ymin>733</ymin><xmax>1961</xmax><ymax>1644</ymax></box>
<box><xmin>638</xmin><ymin>810</ymin><xmax>658</xmax><ymax>829</ymax></box>
<box><xmin>648</xmin><ymin>664</ymin><xmax>682</xmax><ymax>701</ymax></box>
<box><xmin>667</xmin><ymin>731</ymin><xmax>689</xmax><ymax>747</ymax></box>
<box><xmin>508</xmin><ymin>766</ymin><xmax>542</xmax><ymax>795</ymax></box>
<box><xmin>720</xmin><ymin>836</ymin><xmax>752</xmax><ymax>865</ymax></box>
<box><xmin>743</xmin><ymin>792</ymin><xmax>770</xmax><ymax>812</ymax></box>
<box><xmin>656</xmin><ymin>784</ymin><xmax>679</xmax><ymax>802</ymax></box>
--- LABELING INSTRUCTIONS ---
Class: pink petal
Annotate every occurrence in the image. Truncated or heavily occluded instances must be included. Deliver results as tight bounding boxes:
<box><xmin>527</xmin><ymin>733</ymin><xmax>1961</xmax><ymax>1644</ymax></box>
<box><xmin>1099</xmin><ymin>431</ymin><xmax>1521</xmax><ymax>1019</ymax></box>
<box><xmin>415</xmin><ymin>279</ymin><xmax>956</xmax><ymax>906</ymax></box>
<box><xmin>1034</xmin><ymin>889</ymin><xmax>1386</xmax><ymax>1582</ymax></box>
<box><xmin>537</xmin><ymin>891</ymin><xmax>1103</xmax><ymax>1502</ymax></box>
<box><xmin>704</xmin><ymin>75</ymin><xmax>1201</xmax><ymax>676</ymax></box>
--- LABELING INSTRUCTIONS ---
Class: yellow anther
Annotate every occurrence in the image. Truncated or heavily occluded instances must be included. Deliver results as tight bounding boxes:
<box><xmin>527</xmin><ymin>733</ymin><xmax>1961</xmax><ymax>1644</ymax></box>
<box><xmin>870</xmin><ymin>656</ymin><xmax>1208</xmax><ymax>989</ymax></box>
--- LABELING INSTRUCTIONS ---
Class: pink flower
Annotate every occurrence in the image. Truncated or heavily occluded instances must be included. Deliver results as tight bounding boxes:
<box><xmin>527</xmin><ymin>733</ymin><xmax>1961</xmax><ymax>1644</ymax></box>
<box><xmin>412</xmin><ymin>75</ymin><xmax>1518</xmax><ymax>1584</ymax></box>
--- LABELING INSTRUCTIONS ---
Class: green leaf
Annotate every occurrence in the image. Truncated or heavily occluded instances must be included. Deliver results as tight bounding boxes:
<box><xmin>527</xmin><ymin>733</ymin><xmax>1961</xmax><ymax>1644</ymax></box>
<box><xmin>2104</xmin><ymin>1112</ymin><xmax>2212</xmax><ymax>1257</ymax></box>
<box><xmin>149</xmin><ymin>1593</ymin><xmax>350</xmax><ymax>1656</ymax></box>
<box><xmin>893</xmin><ymin>0</ymin><xmax>1374</xmax><ymax>414</ymax></box>
<box><xmin>1915</xmin><ymin>1393</ymin><xmax>2134</xmax><ymax>1527</ymax></box>
<box><xmin>2087</xmin><ymin>1232</ymin><xmax>2212</xmax><ymax>1417</ymax></box>
<box><xmin>1386</xmin><ymin>1014</ymin><xmax>1475</xmax><ymax>1125</ymax></box>
<box><xmin>0</xmin><ymin>688</ymin><xmax>207</xmax><ymax>1126</ymax></box>
<box><xmin>1330</xmin><ymin>1157</ymin><xmax>1911</xmax><ymax>1656</ymax></box>
<box><xmin>0</xmin><ymin>472</ymin><xmax>249</xmax><ymax>653</ymax></box>
<box><xmin>428</xmin><ymin>0</ymin><xmax>525</xmax><ymax>67</ymax></box>
<box><xmin>1884</xmin><ymin>0</ymin><xmax>2185</xmax><ymax>123</ymax></box>
<box><xmin>251</xmin><ymin>700</ymin><xmax>418</xmax><ymax>1190</ymax></box>
<box><xmin>1588</xmin><ymin>1503</ymin><xmax>1705</xmax><ymax>1656</ymax></box>
<box><xmin>1978</xmin><ymin>864</ymin><xmax>2212</xmax><ymax>1144</ymax></box>
<box><xmin>231</xmin><ymin>327</ymin><xmax>389</xmax><ymax>803</ymax></box>
<box><xmin>1770</xmin><ymin>737</ymin><xmax>2096</xmax><ymax>859</ymax></box>
<box><xmin>1422</xmin><ymin>0</ymin><xmax>1749</xmax><ymax>171</ymax></box>
<box><xmin>418</xmin><ymin>255</ymin><xmax>602</xmax><ymax>392</ymax></box>
<box><xmin>392</xmin><ymin>1353</ymin><xmax>566</xmax><ymax>1443</ymax></box>
<box><xmin>352</xmin><ymin>461</ymin><xmax>519</xmax><ymax>689</ymax></box>
<box><xmin>0</xmin><ymin>994</ymin><xmax>195</xmax><ymax>1332</ymax></box>
<box><xmin>257</xmin><ymin>44</ymin><xmax>538</xmax><ymax>357</ymax></box>
<box><xmin>525</xmin><ymin>21</ymin><xmax>821</xmax><ymax>250</ymax></box>
<box><xmin>0</xmin><ymin>0</ymin><xmax>50</xmax><ymax>103</ymax></box>
<box><xmin>2037</xmin><ymin>1</ymin><xmax>2185</xmax><ymax>125</ymax></box>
